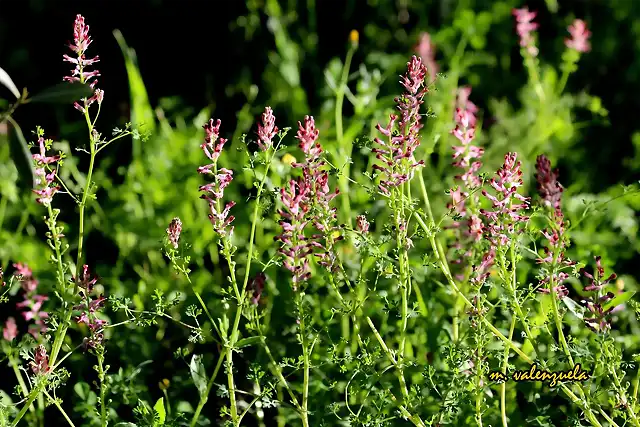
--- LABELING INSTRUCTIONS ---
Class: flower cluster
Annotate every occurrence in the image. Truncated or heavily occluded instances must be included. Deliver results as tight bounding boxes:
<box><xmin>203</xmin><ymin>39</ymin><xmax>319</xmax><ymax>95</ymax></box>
<box><xmin>480</xmin><ymin>153</ymin><xmax>530</xmax><ymax>245</ymax></box>
<box><xmin>167</xmin><ymin>217</ymin><xmax>182</xmax><ymax>249</ymax></box>
<box><xmin>579</xmin><ymin>256</ymin><xmax>619</xmax><ymax>334</ymax></box>
<box><xmin>513</xmin><ymin>7</ymin><xmax>539</xmax><ymax>57</ymax></box>
<box><xmin>414</xmin><ymin>32</ymin><xmax>438</xmax><ymax>83</ymax></box>
<box><xmin>356</xmin><ymin>215</ymin><xmax>370</xmax><ymax>234</ymax></box>
<box><xmin>451</xmin><ymin>87</ymin><xmax>483</xmax><ymax>190</ymax></box>
<box><xmin>256</xmin><ymin>106</ymin><xmax>278</xmax><ymax>151</ymax></box>
<box><xmin>447</xmin><ymin>88</ymin><xmax>486</xmax><ymax>281</ymax></box>
<box><xmin>373</xmin><ymin>56</ymin><xmax>427</xmax><ymax>196</ymax></box>
<box><xmin>198</xmin><ymin>119</ymin><xmax>236</xmax><ymax>238</ymax></box>
<box><xmin>565</xmin><ymin>19</ymin><xmax>591</xmax><ymax>53</ymax></box>
<box><xmin>0</xmin><ymin>267</ymin><xmax>4</xmax><ymax>287</ymax></box>
<box><xmin>3</xmin><ymin>317</ymin><xmax>17</xmax><ymax>342</ymax></box>
<box><xmin>295</xmin><ymin>116</ymin><xmax>342</xmax><ymax>270</ymax></box>
<box><xmin>63</xmin><ymin>14</ymin><xmax>103</xmax><ymax>113</ymax></box>
<box><xmin>32</xmin><ymin>131</ymin><xmax>62</xmax><ymax>206</ymax></box>
<box><xmin>534</xmin><ymin>155</ymin><xmax>574</xmax><ymax>298</ymax></box>
<box><xmin>275</xmin><ymin>115</ymin><xmax>341</xmax><ymax>285</ymax></box>
<box><xmin>31</xmin><ymin>344</ymin><xmax>50</xmax><ymax>375</ymax></box>
<box><xmin>73</xmin><ymin>265</ymin><xmax>108</xmax><ymax>349</ymax></box>
<box><xmin>276</xmin><ymin>177</ymin><xmax>313</xmax><ymax>289</ymax></box>
<box><xmin>13</xmin><ymin>263</ymin><xmax>49</xmax><ymax>338</ymax></box>
<box><xmin>247</xmin><ymin>272</ymin><xmax>266</xmax><ymax>305</ymax></box>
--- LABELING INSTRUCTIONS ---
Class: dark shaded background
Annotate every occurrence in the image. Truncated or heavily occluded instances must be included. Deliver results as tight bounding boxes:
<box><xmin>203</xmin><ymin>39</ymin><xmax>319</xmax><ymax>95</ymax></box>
<box><xmin>1</xmin><ymin>0</ymin><xmax>638</xmax><ymax>195</ymax></box>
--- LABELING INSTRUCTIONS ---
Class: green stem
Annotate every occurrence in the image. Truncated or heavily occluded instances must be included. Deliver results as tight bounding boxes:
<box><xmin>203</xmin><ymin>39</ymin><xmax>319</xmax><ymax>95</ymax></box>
<box><xmin>97</xmin><ymin>351</ymin><xmax>107</xmax><ymax>427</ymax></box>
<box><xmin>335</xmin><ymin>44</ymin><xmax>356</xmax><ymax>227</ymax></box>
<box><xmin>43</xmin><ymin>390</ymin><xmax>76</xmax><ymax>427</ymax></box>
<box><xmin>297</xmin><ymin>293</ymin><xmax>311</xmax><ymax>427</ymax></box>
<box><xmin>500</xmin><ymin>318</ymin><xmax>516</xmax><ymax>427</ymax></box>
<box><xmin>8</xmin><ymin>354</ymin><xmax>36</xmax><ymax>416</ymax></box>
<box><xmin>190</xmin><ymin>349</ymin><xmax>226</xmax><ymax>427</ymax></box>
<box><xmin>261</xmin><ymin>339</ymin><xmax>302</xmax><ymax>412</ymax></box>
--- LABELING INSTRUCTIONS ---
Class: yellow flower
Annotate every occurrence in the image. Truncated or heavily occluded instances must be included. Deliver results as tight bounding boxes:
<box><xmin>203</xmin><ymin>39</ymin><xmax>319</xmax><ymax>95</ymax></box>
<box><xmin>349</xmin><ymin>30</ymin><xmax>359</xmax><ymax>47</ymax></box>
<box><xmin>282</xmin><ymin>153</ymin><xmax>297</xmax><ymax>166</ymax></box>
<box><xmin>158</xmin><ymin>378</ymin><xmax>170</xmax><ymax>391</ymax></box>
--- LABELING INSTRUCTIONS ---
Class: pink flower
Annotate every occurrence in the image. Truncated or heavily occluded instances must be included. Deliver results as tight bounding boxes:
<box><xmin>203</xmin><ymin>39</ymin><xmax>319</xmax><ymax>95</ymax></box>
<box><xmin>480</xmin><ymin>153</ymin><xmax>530</xmax><ymax>247</ymax></box>
<box><xmin>3</xmin><ymin>317</ymin><xmax>17</xmax><ymax>341</ymax></box>
<box><xmin>565</xmin><ymin>19</ymin><xmax>591</xmax><ymax>53</ymax></box>
<box><xmin>513</xmin><ymin>7</ymin><xmax>539</xmax><ymax>57</ymax></box>
<box><xmin>356</xmin><ymin>215</ymin><xmax>370</xmax><ymax>234</ymax></box>
<box><xmin>275</xmin><ymin>178</ymin><xmax>313</xmax><ymax>289</ymax></box>
<box><xmin>414</xmin><ymin>32</ymin><xmax>438</xmax><ymax>83</ymax></box>
<box><xmin>373</xmin><ymin>56</ymin><xmax>427</xmax><ymax>195</ymax></box>
<box><xmin>535</xmin><ymin>155</ymin><xmax>563</xmax><ymax>212</ymax></box>
<box><xmin>247</xmin><ymin>272</ymin><xmax>266</xmax><ymax>305</ymax></box>
<box><xmin>63</xmin><ymin>14</ymin><xmax>102</xmax><ymax>115</ymax></box>
<box><xmin>295</xmin><ymin>115</ymin><xmax>322</xmax><ymax>160</ymax></box>
<box><xmin>31</xmin><ymin>133</ymin><xmax>61</xmax><ymax>206</ymax></box>
<box><xmin>198</xmin><ymin>119</ymin><xmax>235</xmax><ymax>237</ymax></box>
<box><xmin>73</xmin><ymin>265</ymin><xmax>108</xmax><ymax>350</ymax></box>
<box><xmin>31</xmin><ymin>345</ymin><xmax>50</xmax><ymax>375</ymax></box>
<box><xmin>13</xmin><ymin>263</ymin><xmax>39</xmax><ymax>293</ymax></box>
<box><xmin>167</xmin><ymin>217</ymin><xmax>182</xmax><ymax>249</ymax></box>
<box><xmin>199</xmin><ymin>119</ymin><xmax>228</xmax><ymax>165</ymax></box>
<box><xmin>256</xmin><ymin>106</ymin><xmax>278</xmax><ymax>151</ymax></box>
<box><xmin>579</xmin><ymin>256</ymin><xmax>619</xmax><ymax>334</ymax></box>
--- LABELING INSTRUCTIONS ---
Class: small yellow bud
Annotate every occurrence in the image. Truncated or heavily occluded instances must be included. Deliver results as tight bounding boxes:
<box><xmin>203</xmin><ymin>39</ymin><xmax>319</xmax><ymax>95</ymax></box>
<box><xmin>282</xmin><ymin>153</ymin><xmax>297</xmax><ymax>166</ymax></box>
<box><xmin>349</xmin><ymin>30</ymin><xmax>359</xmax><ymax>46</ymax></box>
<box><xmin>159</xmin><ymin>378</ymin><xmax>170</xmax><ymax>391</ymax></box>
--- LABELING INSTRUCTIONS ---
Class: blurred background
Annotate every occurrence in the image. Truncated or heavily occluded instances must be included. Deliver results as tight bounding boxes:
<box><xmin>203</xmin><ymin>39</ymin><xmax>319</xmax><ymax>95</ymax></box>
<box><xmin>1</xmin><ymin>0</ymin><xmax>640</xmax><ymax>425</ymax></box>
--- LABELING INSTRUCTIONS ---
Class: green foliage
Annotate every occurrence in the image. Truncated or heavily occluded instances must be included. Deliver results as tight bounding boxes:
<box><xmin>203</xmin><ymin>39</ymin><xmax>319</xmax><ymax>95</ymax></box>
<box><xmin>1</xmin><ymin>2</ymin><xmax>640</xmax><ymax>427</ymax></box>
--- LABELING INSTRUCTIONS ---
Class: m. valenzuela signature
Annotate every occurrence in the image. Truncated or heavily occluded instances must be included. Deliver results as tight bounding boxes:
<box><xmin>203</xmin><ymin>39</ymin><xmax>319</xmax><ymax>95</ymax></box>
<box><xmin>489</xmin><ymin>363</ymin><xmax>590</xmax><ymax>387</ymax></box>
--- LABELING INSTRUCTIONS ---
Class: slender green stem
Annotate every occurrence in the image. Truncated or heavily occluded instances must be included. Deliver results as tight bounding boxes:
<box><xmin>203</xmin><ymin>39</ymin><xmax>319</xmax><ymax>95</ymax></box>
<box><xmin>501</xmin><ymin>318</ymin><xmax>516</xmax><ymax>427</ymax></box>
<box><xmin>261</xmin><ymin>339</ymin><xmax>302</xmax><ymax>411</ymax></box>
<box><xmin>190</xmin><ymin>349</ymin><xmax>226</xmax><ymax>427</ymax></box>
<box><xmin>183</xmin><ymin>273</ymin><xmax>217</xmax><ymax>332</ymax></box>
<box><xmin>603</xmin><ymin>344</ymin><xmax>640</xmax><ymax>427</ymax></box>
<box><xmin>8</xmin><ymin>354</ymin><xmax>36</xmax><ymax>416</ymax></box>
<box><xmin>97</xmin><ymin>351</ymin><xmax>108</xmax><ymax>427</ymax></box>
<box><xmin>43</xmin><ymin>390</ymin><xmax>76</xmax><ymax>427</ymax></box>
<box><xmin>366</xmin><ymin>317</ymin><xmax>426</xmax><ymax>427</ymax></box>
<box><xmin>226</xmin><ymin>340</ymin><xmax>239</xmax><ymax>426</ymax></box>
<box><xmin>335</xmin><ymin>44</ymin><xmax>356</xmax><ymax>227</ymax></box>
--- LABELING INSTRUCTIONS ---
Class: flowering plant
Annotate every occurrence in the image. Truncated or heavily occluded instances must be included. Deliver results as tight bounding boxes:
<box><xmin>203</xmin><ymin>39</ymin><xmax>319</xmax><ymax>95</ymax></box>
<box><xmin>0</xmin><ymin>6</ymin><xmax>639</xmax><ymax>427</ymax></box>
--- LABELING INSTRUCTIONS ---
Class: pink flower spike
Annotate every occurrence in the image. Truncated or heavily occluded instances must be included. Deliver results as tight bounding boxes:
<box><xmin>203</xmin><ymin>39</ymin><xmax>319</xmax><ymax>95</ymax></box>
<box><xmin>167</xmin><ymin>217</ymin><xmax>182</xmax><ymax>249</ymax></box>
<box><xmin>565</xmin><ymin>19</ymin><xmax>591</xmax><ymax>53</ymax></box>
<box><xmin>31</xmin><ymin>345</ymin><xmax>50</xmax><ymax>375</ymax></box>
<box><xmin>513</xmin><ymin>7</ymin><xmax>539</xmax><ymax>56</ymax></box>
<box><xmin>296</xmin><ymin>115</ymin><xmax>320</xmax><ymax>157</ymax></box>
<box><xmin>256</xmin><ymin>106</ymin><xmax>278</xmax><ymax>151</ymax></box>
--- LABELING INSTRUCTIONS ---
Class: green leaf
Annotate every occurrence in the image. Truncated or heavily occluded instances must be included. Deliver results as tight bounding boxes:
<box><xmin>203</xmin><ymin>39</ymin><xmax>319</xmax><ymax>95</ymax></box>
<box><xmin>236</xmin><ymin>336</ymin><xmax>262</xmax><ymax>349</ymax></box>
<box><xmin>6</xmin><ymin>117</ymin><xmax>36</xmax><ymax>192</ymax></box>
<box><xmin>153</xmin><ymin>397</ymin><xmax>166</xmax><ymax>426</ymax></box>
<box><xmin>189</xmin><ymin>354</ymin><xmax>208</xmax><ymax>399</ymax></box>
<box><xmin>114</xmin><ymin>423</ymin><xmax>138</xmax><ymax>427</ymax></box>
<box><xmin>602</xmin><ymin>291</ymin><xmax>636</xmax><ymax>313</ymax></box>
<box><xmin>113</xmin><ymin>29</ymin><xmax>156</xmax><ymax>159</ymax></box>
<box><xmin>0</xmin><ymin>66</ymin><xmax>20</xmax><ymax>99</ymax></box>
<box><xmin>27</xmin><ymin>82</ymin><xmax>94</xmax><ymax>104</ymax></box>
<box><xmin>562</xmin><ymin>297</ymin><xmax>584</xmax><ymax>320</ymax></box>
